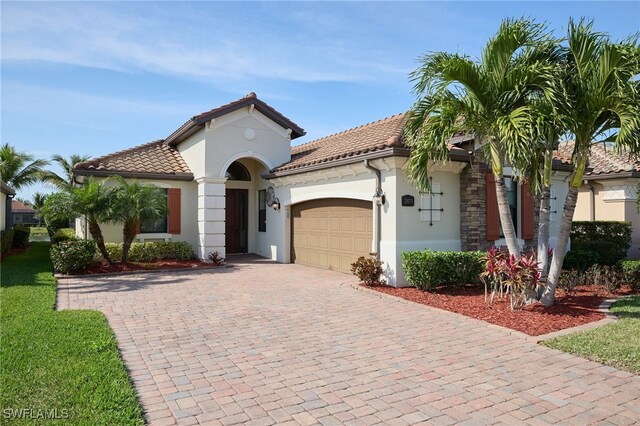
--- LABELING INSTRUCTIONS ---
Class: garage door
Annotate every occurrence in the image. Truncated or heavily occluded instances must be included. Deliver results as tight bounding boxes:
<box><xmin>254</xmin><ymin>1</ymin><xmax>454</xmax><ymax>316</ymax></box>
<box><xmin>291</xmin><ymin>198</ymin><xmax>373</xmax><ymax>273</ymax></box>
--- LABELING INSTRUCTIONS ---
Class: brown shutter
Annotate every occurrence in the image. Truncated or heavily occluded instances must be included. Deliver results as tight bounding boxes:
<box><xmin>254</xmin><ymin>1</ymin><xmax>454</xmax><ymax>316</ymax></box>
<box><xmin>485</xmin><ymin>173</ymin><xmax>500</xmax><ymax>241</ymax></box>
<box><xmin>168</xmin><ymin>188</ymin><xmax>181</xmax><ymax>234</ymax></box>
<box><xmin>521</xmin><ymin>183</ymin><xmax>535</xmax><ymax>240</ymax></box>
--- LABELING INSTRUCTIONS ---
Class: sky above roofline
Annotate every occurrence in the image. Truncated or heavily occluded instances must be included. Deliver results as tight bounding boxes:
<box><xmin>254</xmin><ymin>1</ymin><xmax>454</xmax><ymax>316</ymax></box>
<box><xmin>2</xmin><ymin>1</ymin><xmax>639</xmax><ymax>200</ymax></box>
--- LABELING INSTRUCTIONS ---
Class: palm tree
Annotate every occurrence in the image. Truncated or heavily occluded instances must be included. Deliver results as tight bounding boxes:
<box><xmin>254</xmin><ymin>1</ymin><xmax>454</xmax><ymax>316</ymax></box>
<box><xmin>541</xmin><ymin>20</ymin><xmax>640</xmax><ymax>306</ymax></box>
<box><xmin>31</xmin><ymin>192</ymin><xmax>48</xmax><ymax>225</ymax></box>
<box><xmin>40</xmin><ymin>154</ymin><xmax>91</xmax><ymax>190</ymax></box>
<box><xmin>42</xmin><ymin>178</ymin><xmax>116</xmax><ymax>263</ymax></box>
<box><xmin>0</xmin><ymin>143</ymin><xmax>48</xmax><ymax>190</ymax></box>
<box><xmin>111</xmin><ymin>178</ymin><xmax>167</xmax><ymax>263</ymax></box>
<box><xmin>404</xmin><ymin>18</ymin><xmax>557</xmax><ymax>257</ymax></box>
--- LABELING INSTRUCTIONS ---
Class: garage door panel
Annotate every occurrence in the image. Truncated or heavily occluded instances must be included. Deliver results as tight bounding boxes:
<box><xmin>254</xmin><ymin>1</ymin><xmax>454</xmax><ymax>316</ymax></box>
<box><xmin>291</xmin><ymin>198</ymin><xmax>372</xmax><ymax>273</ymax></box>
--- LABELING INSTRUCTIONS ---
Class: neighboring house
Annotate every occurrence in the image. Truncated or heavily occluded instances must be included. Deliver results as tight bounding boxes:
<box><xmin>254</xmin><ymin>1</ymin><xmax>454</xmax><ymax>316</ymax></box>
<box><xmin>557</xmin><ymin>141</ymin><xmax>640</xmax><ymax>259</ymax></box>
<box><xmin>11</xmin><ymin>200</ymin><xmax>37</xmax><ymax>225</ymax></box>
<box><xmin>74</xmin><ymin>93</ymin><xmax>572</xmax><ymax>286</ymax></box>
<box><xmin>1</xmin><ymin>181</ymin><xmax>16</xmax><ymax>231</ymax></box>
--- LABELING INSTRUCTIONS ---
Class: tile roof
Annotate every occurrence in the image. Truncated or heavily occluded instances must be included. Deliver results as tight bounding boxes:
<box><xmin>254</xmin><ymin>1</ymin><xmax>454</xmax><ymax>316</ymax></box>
<box><xmin>74</xmin><ymin>140</ymin><xmax>193</xmax><ymax>180</ymax></box>
<box><xmin>270</xmin><ymin>113</ymin><xmax>472</xmax><ymax>174</ymax></box>
<box><xmin>12</xmin><ymin>200</ymin><xmax>35</xmax><ymax>213</ymax></box>
<box><xmin>554</xmin><ymin>140</ymin><xmax>640</xmax><ymax>177</ymax></box>
<box><xmin>165</xmin><ymin>92</ymin><xmax>305</xmax><ymax>146</ymax></box>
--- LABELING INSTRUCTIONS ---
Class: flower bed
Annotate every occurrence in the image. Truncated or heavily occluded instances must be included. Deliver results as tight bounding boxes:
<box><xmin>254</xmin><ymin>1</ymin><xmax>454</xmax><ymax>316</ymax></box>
<box><xmin>366</xmin><ymin>284</ymin><xmax>634</xmax><ymax>336</ymax></box>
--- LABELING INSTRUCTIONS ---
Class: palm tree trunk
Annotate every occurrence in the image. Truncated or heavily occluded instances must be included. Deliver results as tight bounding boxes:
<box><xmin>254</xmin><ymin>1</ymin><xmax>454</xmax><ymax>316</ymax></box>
<box><xmin>88</xmin><ymin>216</ymin><xmax>113</xmax><ymax>264</ymax></box>
<box><xmin>537</xmin><ymin>148</ymin><xmax>553</xmax><ymax>286</ymax></box>
<box><xmin>494</xmin><ymin>176</ymin><xmax>520</xmax><ymax>256</ymax></box>
<box><xmin>121</xmin><ymin>221</ymin><xmax>137</xmax><ymax>263</ymax></box>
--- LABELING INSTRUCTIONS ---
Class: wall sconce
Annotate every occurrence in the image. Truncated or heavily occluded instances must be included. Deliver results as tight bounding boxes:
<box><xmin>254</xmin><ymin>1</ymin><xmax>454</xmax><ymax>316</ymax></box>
<box><xmin>372</xmin><ymin>189</ymin><xmax>385</xmax><ymax>206</ymax></box>
<box><xmin>272</xmin><ymin>200</ymin><xmax>281</xmax><ymax>211</ymax></box>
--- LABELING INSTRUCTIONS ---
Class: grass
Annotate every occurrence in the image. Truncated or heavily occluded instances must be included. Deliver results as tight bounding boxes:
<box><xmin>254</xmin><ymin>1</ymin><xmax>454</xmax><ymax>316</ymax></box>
<box><xmin>0</xmin><ymin>243</ymin><xmax>144</xmax><ymax>424</ymax></box>
<box><xmin>543</xmin><ymin>296</ymin><xmax>640</xmax><ymax>374</ymax></box>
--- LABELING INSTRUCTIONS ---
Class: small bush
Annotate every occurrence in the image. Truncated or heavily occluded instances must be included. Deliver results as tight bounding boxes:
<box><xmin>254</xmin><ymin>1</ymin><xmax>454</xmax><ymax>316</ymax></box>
<box><xmin>51</xmin><ymin>228</ymin><xmax>77</xmax><ymax>244</ymax></box>
<box><xmin>102</xmin><ymin>241</ymin><xmax>195</xmax><ymax>262</ymax></box>
<box><xmin>571</xmin><ymin>221</ymin><xmax>632</xmax><ymax>260</ymax></box>
<box><xmin>587</xmin><ymin>264</ymin><xmax>623</xmax><ymax>294</ymax></box>
<box><xmin>50</xmin><ymin>240</ymin><xmax>97</xmax><ymax>274</ymax></box>
<box><xmin>620</xmin><ymin>260</ymin><xmax>640</xmax><ymax>291</ymax></box>
<box><xmin>563</xmin><ymin>249</ymin><xmax>603</xmax><ymax>271</ymax></box>
<box><xmin>351</xmin><ymin>256</ymin><xmax>383</xmax><ymax>286</ymax></box>
<box><xmin>402</xmin><ymin>250</ymin><xmax>484</xmax><ymax>290</ymax></box>
<box><xmin>11</xmin><ymin>225</ymin><xmax>30</xmax><ymax>249</ymax></box>
<box><xmin>1</xmin><ymin>229</ymin><xmax>14</xmax><ymax>255</ymax></box>
<box><xmin>208</xmin><ymin>251</ymin><xmax>225</xmax><ymax>266</ymax></box>
<box><xmin>558</xmin><ymin>270</ymin><xmax>582</xmax><ymax>296</ymax></box>
<box><xmin>572</xmin><ymin>240</ymin><xmax>621</xmax><ymax>266</ymax></box>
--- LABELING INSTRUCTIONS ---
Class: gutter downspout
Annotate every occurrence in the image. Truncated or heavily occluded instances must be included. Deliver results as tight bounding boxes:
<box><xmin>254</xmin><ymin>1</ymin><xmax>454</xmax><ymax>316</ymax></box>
<box><xmin>6</xmin><ymin>195</ymin><xmax>14</xmax><ymax>229</ymax></box>
<box><xmin>587</xmin><ymin>181</ymin><xmax>596</xmax><ymax>221</ymax></box>
<box><xmin>363</xmin><ymin>159</ymin><xmax>382</xmax><ymax>259</ymax></box>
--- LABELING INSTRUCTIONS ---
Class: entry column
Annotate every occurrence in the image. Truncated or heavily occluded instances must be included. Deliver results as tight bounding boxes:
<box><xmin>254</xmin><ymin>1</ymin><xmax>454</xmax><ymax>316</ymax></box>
<box><xmin>196</xmin><ymin>177</ymin><xmax>227</xmax><ymax>259</ymax></box>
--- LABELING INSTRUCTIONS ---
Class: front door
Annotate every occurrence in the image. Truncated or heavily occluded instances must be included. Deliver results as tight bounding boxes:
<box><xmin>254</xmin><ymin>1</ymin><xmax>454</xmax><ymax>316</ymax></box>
<box><xmin>225</xmin><ymin>189</ymin><xmax>248</xmax><ymax>253</ymax></box>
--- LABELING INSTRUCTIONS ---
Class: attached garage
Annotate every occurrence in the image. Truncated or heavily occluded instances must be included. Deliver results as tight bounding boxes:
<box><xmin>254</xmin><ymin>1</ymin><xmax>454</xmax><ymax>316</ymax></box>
<box><xmin>291</xmin><ymin>198</ymin><xmax>373</xmax><ymax>273</ymax></box>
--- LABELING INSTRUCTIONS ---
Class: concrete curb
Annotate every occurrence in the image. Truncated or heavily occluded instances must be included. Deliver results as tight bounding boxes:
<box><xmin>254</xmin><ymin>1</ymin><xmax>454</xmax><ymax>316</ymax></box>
<box><xmin>55</xmin><ymin>264</ymin><xmax>233</xmax><ymax>280</ymax></box>
<box><xmin>348</xmin><ymin>283</ymin><xmax>632</xmax><ymax>343</ymax></box>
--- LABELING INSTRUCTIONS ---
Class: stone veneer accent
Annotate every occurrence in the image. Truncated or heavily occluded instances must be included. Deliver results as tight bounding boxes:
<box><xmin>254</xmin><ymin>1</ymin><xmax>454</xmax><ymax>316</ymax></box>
<box><xmin>460</xmin><ymin>152</ymin><xmax>492</xmax><ymax>252</ymax></box>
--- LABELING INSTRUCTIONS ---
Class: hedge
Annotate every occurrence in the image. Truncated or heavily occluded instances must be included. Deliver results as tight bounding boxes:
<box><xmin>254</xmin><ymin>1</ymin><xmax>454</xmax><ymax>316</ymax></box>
<box><xmin>571</xmin><ymin>221</ymin><xmax>632</xmax><ymax>260</ymax></box>
<box><xmin>11</xmin><ymin>225</ymin><xmax>30</xmax><ymax>249</ymax></box>
<box><xmin>104</xmin><ymin>241</ymin><xmax>196</xmax><ymax>262</ymax></box>
<box><xmin>51</xmin><ymin>240</ymin><xmax>97</xmax><ymax>274</ymax></box>
<box><xmin>1</xmin><ymin>229</ymin><xmax>14</xmax><ymax>255</ymax></box>
<box><xmin>401</xmin><ymin>250</ymin><xmax>484</xmax><ymax>290</ymax></box>
<box><xmin>620</xmin><ymin>260</ymin><xmax>640</xmax><ymax>290</ymax></box>
<box><xmin>51</xmin><ymin>228</ymin><xmax>77</xmax><ymax>244</ymax></box>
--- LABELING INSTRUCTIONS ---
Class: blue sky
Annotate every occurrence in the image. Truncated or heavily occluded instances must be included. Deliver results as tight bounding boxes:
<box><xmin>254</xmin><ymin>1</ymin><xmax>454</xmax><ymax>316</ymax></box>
<box><xmin>2</xmin><ymin>1</ymin><xmax>639</xmax><ymax>201</ymax></box>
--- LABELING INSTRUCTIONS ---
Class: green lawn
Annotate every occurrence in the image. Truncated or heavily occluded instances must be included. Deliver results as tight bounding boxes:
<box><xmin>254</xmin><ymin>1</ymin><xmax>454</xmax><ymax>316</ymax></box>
<box><xmin>0</xmin><ymin>243</ymin><xmax>144</xmax><ymax>425</ymax></box>
<box><xmin>543</xmin><ymin>296</ymin><xmax>640</xmax><ymax>374</ymax></box>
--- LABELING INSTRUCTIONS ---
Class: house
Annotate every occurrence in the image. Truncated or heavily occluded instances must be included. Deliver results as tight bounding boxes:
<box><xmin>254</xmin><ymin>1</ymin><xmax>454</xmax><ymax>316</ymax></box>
<box><xmin>557</xmin><ymin>141</ymin><xmax>640</xmax><ymax>259</ymax></box>
<box><xmin>1</xmin><ymin>181</ymin><xmax>16</xmax><ymax>231</ymax></box>
<box><xmin>74</xmin><ymin>93</ymin><xmax>572</xmax><ymax>286</ymax></box>
<box><xmin>11</xmin><ymin>200</ymin><xmax>37</xmax><ymax>225</ymax></box>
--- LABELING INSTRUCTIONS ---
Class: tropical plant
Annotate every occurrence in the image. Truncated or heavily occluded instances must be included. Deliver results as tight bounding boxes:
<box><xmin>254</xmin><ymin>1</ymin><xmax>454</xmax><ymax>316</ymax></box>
<box><xmin>40</xmin><ymin>154</ymin><xmax>91</xmax><ymax>190</ymax></box>
<box><xmin>351</xmin><ymin>256</ymin><xmax>384</xmax><ymax>286</ymax></box>
<box><xmin>481</xmin><ymin>249</ymin><xmax>542</xmax><ymax>310</ymax></box>
<box><xmin>40</xmin><ymin>178</ymin><xmax>115</xmax><ymax>263</ymax></box>
<box><xmin>0</xmin><ymin>143</ymin><xmax>48</xmax><ymax>190</ymax></box>
<box><xmin>541</xmin><ymin>20</ymin><xmax>640</xmax><ymax>306</ymax></box>
<box><xmin>111</xmin><ymin>178</ymin><xmax>167</xmax><ymax>263</ymax></box>
<box><xmin>404</xmin><ymin>18</ymin><xmax>557</xmax><ymax>257</ymax></box>
<box><xmin>31</xmin><ymin>192</ymin><xmax>48</xmax><ymax>225</ymax></box>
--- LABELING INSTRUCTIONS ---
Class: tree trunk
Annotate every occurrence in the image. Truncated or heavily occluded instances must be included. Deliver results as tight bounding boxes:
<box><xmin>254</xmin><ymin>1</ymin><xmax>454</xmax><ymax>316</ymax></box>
<box><xmin>88</xmin><ymin>216</ymin><xmax>113</xmax><ymax>264</ymax></box>
<box><xmin>121</xmin><ymin>221</ymin><xmax>137</xmax><ymax>263</ymax></box>
<box><xmin>494</xmin><ymin>176</ymin><xmax>520</xmax><ymax>257</ymax></box>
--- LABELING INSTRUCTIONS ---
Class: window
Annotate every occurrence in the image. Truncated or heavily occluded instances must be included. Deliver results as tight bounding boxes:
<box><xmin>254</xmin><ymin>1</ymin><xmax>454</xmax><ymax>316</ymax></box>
<box><xmin>500</xmin><ymin>177</ymin><xmax>518</xmax><ymax>237</ymax></box>
<box><xmin>225</xmin><ymin>161</ymin><xmax>251</xmax><ymax>181</ymax></box>
<box><xmin>140</xmin><ymin>189</ymin><xmax>168</xmax><ymax>233</ymax></box>
<box><xmin>258</xmin><ymin>189</ymin><xmax>266</xmax><ymax>232</ymax></box>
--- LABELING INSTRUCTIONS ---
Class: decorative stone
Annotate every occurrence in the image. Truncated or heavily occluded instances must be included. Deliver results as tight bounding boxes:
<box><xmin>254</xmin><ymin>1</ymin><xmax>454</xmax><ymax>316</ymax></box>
<box><xmin>244</xmin><ymin>128</ymin><xmax>256</xmax><ymax>141</ymax></box>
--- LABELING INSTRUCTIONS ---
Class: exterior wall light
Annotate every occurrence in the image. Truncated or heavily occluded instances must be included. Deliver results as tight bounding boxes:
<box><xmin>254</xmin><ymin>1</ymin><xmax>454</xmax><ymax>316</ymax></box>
<box><xmin>373</xmin><ymin>190</ymin><xmax>385</xmax><ymax>206</ymax></box>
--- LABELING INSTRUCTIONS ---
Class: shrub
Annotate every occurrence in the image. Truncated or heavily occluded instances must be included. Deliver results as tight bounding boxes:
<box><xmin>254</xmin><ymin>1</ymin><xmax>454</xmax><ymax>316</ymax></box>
<box><xmin>1</xmin><ymin>229</ymin><xmax>14</xmax><ymax>255</ymax></box>
<box><xmin>571</xmin><ymin>221</ymin><xmax>632</xmax><ymax>260</ymax></box>
<box><xmin>50</xmin><ymin>240</ymin><xmax>97</xmax><ymax>274</ymax></box>
<box><xmin>101</xmin><ymin>241</ymin><xmax>195</xmax><ymax>262</ymax></box>
<box><xmin>620</xmin><ymin>260</ymin><xmax>640</xmax><ymax>291</ymax></box>
<box><xmin>572</xmin><ymin>240</ymin><xmax>621</xmax><ymax>266</ymax></box>
<box><xmin>351</xmin><ymin>256</ymin><xmax>383</xmax><ymax>286</ymax></box>
<box><xmin>51</xmin><ymin>228</ymin><xmax>77</xmax><ymax>244</ymax></box>
<box><xmin>563</xmin><ymin>249</ymin><xmax>603</xmax><ymax>271</ymax></box>
<box><xmin>11</xmin><ymin>225</ymin><xmax>30</xmax><ymax>249</ymax></box>
<box><xmin>558</xmin><ymin>270</ymin><xmax>582</xmax><ymax>296</ymax></box>
<box><xmin>208</xmin><ymin>251</ymin><xmax>225</xmax><ymax>266</ymax></box>
<box><xmin>587</xmin><ymin>264</ymin><xmax>623</xmax><ymax>294</ymax></box>
<box><xmin>402</xmin><ymin>250</ymin><xmax>484</xmax><ymax>290</ymax></box>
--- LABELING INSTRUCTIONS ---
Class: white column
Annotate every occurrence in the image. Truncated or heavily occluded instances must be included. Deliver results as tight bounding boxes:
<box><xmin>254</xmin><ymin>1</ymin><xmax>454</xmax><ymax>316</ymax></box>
<box><xmin>197</xmin><ymin>177</ymin><xmax>227</xmax><ymax>260</ymax></box>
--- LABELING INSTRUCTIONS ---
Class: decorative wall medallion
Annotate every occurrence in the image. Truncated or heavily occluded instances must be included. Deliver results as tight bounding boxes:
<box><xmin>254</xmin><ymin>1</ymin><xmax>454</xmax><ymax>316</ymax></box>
<box><xmin>244</xmin><ymin>128</ymin><xmax>256</xmax><ymax>141</ymax></box>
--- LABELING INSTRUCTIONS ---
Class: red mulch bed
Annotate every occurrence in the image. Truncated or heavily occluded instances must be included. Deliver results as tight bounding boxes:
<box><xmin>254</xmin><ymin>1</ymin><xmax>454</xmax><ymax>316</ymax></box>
<box><xmin>366</xmin><ymin>283</ymin><xmax>634</xmax><ymax>336</ymax></box>
<box><xmin>82</xmin><ymin>259</ymin><xmax>220</xmax><ymax>275</ymax></box>
<box><xmin>0</xmin><ymin>245</ymin><xmax>30</xmax><ymax>262</ymax></box>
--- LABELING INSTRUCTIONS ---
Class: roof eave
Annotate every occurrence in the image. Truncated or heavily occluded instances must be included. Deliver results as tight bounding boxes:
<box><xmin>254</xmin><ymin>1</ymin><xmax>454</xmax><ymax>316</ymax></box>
<box><xmin>73</xmin><ymin>169</ymin><xmax>194</xmax><ymax>181</ymax></box>
<box><xmin>1</xmin><ymin>181</ymin><xmax>16</xmax><ymax>196</ymax></box>
<box><xmin>583</xmin><ymin>170</ymin><xmax>640</xmax><ymax>181</ymax></box>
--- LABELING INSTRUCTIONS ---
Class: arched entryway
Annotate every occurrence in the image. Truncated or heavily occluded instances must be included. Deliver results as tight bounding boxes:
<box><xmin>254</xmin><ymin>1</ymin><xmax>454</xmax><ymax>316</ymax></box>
<box><xmin>225</xmin><ymin>161</ymin><xmax>250</xmax><ymax>253</ymax></box>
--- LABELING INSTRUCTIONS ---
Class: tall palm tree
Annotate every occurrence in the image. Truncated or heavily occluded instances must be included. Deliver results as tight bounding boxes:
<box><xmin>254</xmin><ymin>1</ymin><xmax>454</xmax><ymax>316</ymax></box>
<box><xmin>405</xmin><ymin>18</ymin><xmax>557</xmax><ymax>257</ymax></box>
<box><xmin>0</xmin><ymin>143</ymin><xmax>48</xmax><ymax>190</ymax></box>
<box><xmin>40</xmin><ymin>154</ymin><xmax>91</xmax><ymax>190</ymax></box>
<box><xmin>31</xmin><ymin>192</ymin><xmax>48</xmax><ymax>225</ymax></box>
<box><xmin>42</xmin><ymin>178</ymin><xmax>116</xmax><ymax>263</ymax></box>
<box><xmin>111</xmin><ymin>178</ymin><xmax>167</xmax><ymax>262</ymax></box>
<box><xmin>541</xmin><ymin>20</ymin><xmax>640</xmax><ymax>306</ymax></box>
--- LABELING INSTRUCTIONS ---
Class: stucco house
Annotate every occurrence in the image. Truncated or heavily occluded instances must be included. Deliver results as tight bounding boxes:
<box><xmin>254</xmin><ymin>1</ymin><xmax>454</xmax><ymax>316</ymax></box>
<box><xmin>74</xmin><ymin>93</ymin><xmax>573</xmax><ymax>286</ymax></box>
<box><xmin>11</xmin><ymin>200</ymin><xmax>37</xmax><ymax>225</ymax></box>
<box><xmin>1</xmin><ymin>181</ymin><xmax>16</xmax><ymax>231</ymax></box>
<box><xmin>557</xmin><ymin>141</ymin><xmax>640</xmax><ymax>259</ymax></box>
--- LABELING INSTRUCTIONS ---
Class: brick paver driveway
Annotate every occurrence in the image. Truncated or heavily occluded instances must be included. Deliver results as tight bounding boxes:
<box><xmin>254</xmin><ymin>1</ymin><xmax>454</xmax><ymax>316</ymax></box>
<box><xmin>58</xmin><ymin>258</ymin><xmax>640</xmax><ymax>425</ymax></box>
